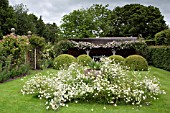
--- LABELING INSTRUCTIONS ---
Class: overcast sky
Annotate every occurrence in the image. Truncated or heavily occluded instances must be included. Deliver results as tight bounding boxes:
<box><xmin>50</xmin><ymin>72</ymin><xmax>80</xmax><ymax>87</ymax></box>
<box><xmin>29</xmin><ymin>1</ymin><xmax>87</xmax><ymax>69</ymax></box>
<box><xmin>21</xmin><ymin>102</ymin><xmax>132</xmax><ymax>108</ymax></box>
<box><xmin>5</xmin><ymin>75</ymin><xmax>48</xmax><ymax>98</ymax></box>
<box><xmin>9</xmin><ymin>0</ymin><xmax>170</xmax><ymax>26</ymax></box>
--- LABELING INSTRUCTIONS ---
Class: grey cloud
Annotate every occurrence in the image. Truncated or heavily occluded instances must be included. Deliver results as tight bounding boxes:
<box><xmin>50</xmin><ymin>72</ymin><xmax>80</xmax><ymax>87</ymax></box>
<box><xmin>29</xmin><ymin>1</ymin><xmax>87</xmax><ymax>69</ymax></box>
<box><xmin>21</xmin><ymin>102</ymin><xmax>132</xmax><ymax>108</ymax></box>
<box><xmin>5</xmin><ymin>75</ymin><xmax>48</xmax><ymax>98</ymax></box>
<box><xmin>9</xmin><ymin>0</ymin><xmax>170</xmax><ymax>26</ymax></box>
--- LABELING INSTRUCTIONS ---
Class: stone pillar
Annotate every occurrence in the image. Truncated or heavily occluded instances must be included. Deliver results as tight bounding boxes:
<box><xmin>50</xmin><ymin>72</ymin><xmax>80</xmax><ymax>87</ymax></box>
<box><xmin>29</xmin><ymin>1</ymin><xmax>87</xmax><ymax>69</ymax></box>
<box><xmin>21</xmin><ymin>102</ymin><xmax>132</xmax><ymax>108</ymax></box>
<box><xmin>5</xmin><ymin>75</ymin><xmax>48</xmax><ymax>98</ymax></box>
<box><xmin>27</xmin><ymin>31</ymin><xmax>32</xmax><ymax>38</ymax></box>
<box><xmin>111</xmin><ymin>49</ymin><xmax>116</xmax><ymax>55</ymax></box>
<box><xmin>85</xmin><ymin>49</ymin><xmax>91</xmax><ymax>56</ymax></box>
<box><xmin>11</xmin><ymin>28</ymin><xmax>15</xmax><ymax>35</ymax></box>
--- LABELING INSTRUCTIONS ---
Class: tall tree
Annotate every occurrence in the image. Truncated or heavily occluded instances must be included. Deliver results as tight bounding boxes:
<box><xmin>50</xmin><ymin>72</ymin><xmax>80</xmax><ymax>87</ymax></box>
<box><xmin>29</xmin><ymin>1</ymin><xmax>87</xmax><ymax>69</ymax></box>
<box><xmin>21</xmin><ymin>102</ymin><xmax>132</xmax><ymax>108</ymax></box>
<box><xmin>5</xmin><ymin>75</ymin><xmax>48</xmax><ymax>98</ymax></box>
<box><xmin>43</xmin><ymin>23</ymin><xmax>60</xmax><ymax>43</ymax></box>
<box><xmin>60</xmin><ymin>4</ymin><xmax>168</xmax><ymax>39</ymax></box>
<box><xmin>61</xmin><ymin>9</ymin><xmax>93</xmax><ymax>39</ymax></box>
<box><xmin>28</xmin><ymin>13</ymin><xmax>38</xmax><ymax>34</ymax></box>
<box><xmin>0</xmin><ymin>0</ymin><xmax>16</xmax><ymax>39</ymax></box>
<box><xmin>13</xmin><ymin>3</ymin><xmax>38</xmax><ymax>35</ymax></box>
<box><xmin>112</xmin><ymin>4</ymin><xmax>168</xmax><ymax>39</ymax></box>
<box><xmin>87</xmin><ymin>4</ymin><xmax>112</xmax><ymax>37</ymax></box>
<box><xmin>36</xmin><ymin>16</ymin><xmax>46</xmax><ymax>37</ymax></box>
<box><xmin>60</xmin><ymin>4</ymin><xmax>111</xmax><ymax>39</ymax></box>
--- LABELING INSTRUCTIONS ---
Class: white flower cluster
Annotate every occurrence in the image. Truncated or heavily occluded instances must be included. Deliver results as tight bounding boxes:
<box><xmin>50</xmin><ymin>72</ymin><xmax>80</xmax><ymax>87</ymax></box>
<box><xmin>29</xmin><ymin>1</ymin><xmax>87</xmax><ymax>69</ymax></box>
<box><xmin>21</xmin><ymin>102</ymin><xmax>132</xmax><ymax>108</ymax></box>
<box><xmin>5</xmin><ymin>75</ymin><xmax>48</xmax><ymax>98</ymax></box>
<box><xmin>71</xmin><ymin>41</ymin><xmax>95</xmax><ymax>50</ymax></box>
<box><xmin>40</xmin><ymin>42</ymin><xmax>56</xmax><ymax>69</ymax></box>
<box><xmin>21</xmin><ymin>58</ymin><xmax>165</xmax><ymax>110</ymax></box>
<box><xmin>71</xmin><ymin>40</ymin><xmax>146</xmax><ymax>50</ymax></box>
<box><xmin>41</xmin><ymin>43</ymin><xmax>55</xmax><ymax>60</ymax></box>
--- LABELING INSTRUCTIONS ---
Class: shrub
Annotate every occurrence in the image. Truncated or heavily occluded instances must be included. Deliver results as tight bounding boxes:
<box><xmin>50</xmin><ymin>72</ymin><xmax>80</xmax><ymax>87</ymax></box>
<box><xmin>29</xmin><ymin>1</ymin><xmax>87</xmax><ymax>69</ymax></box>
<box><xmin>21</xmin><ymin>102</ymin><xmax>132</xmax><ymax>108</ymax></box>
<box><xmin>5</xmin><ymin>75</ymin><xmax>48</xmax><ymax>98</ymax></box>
<box><xmin>29</xmin><ymin>34</ymin><xmax>45</xmax><ymax>49</ymax></box>
<box><xmin>54</xmin><ymin>40</ymin><xmax>73</xmax><ymax>56</ymax></box>
<box><xmin>0</xmin><ymin>34</ymin><xmax>30</xmax><ymax>82</ymax></box>
<box><xmin>155</xmin><ymin>29</ymin><xmax>170</xmax><ymax>45</ymax></box>
<box><xmin>29</xmin><ymin>34</ymin><xmax>45</xmax><ymax>69</ymax></box>
<box><xmin>0</xmin><ymin>70</ymin><xmax>10</xmax><ymax>82</ymax></box>
<box><xmin>77</xmin><ymin>54</ymin><xmax>92</xmax><ymax>66</ymax></box>
<box><xmin>19</xmin><ymin>64</ymin><xmax>30</xmax><ymax>75</ymax></box>
<box><xmin>125</xmin><ymin>55</ymin><xmax>148</xmax><ymax>71</ymax></box>
<box><xmin>88</xmin><ymin>61</ymin><xmax>101</xmax><ymax>70</ymax></box>
<box><xmin>53</xmin><ymin>54</ymin><xmax>76</xmax><ymax>69</ymax></box>
<box><xmin>2</xmin><ymin>34</ymin><xmax>29</xmax><ymax>65</ymax></box>
<box><xmin>131</xmin><ymin>41</ymin><xmax>149</xmax><ymax>60</ymax></box>
<box><xmin>109</xmin><ymin>55</ymin><xmax>125</xmax><ymax>65</ymax></box>
<box><xmin>39</xmin><ymin>42</ymin><xmax>56</xmax><ymax>69</ymax></box>
<box><xmin>145</xmin><ymin>40</ymin><xmax>155</xmax><ymax>46</ymax></box>
<box><xmin>148</xmin><ymin>46</ymin><xmax>170</xmax><ymax>71</ymax></box>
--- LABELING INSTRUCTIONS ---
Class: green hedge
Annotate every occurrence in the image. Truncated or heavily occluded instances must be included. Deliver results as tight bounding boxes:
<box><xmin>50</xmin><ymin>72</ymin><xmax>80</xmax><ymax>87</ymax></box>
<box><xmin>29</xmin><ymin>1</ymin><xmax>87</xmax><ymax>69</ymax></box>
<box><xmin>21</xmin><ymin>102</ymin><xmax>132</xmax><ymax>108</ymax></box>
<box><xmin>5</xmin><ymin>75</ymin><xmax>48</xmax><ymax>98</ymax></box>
<box><xmin>53</xmin><ymin>54</ymin><xmax>76</xmax><ymax>70</ymax></box>
<box><xmin>77</xmin><ymin>54</ymin><xmax>92</xmax><ymax>66</ymax></box>
<box><xmin>125</xmin><ymin>55</ymin><xmax>148</xmax><ymax>71</ymax></box>
<box><xmin>130</xmin><ymin>41</ymin><xmax>150</xmax><ymax>60</ymax></box>
<box><xmin>145</xmin><ymin>40</ymin><xmax>155</xmax><ymax>46</ymax></box>
<box><xmin>54</xmin><ymin>40</ymin><xmax>74</xmax><ymax>56</ymax></box>
<box><xmin>148</xmin><ymin>46</ymin><xmax>170</xmax><ymax>71</ymax></box>
<box><xmin>0</xmin><ymin>64</ymin><xmax>29</xmax><ymax>83</ymax></box>
<box><xmin>109</xmin><ymin>55</ymin><xmax>125</xmax><ymax>65</ymax></box>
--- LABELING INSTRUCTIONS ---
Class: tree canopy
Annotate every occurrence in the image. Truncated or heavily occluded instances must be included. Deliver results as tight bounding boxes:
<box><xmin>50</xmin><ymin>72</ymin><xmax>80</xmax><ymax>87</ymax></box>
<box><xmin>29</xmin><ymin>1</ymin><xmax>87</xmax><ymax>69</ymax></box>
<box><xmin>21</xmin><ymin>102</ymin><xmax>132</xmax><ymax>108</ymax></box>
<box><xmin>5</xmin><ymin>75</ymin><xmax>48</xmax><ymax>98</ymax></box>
<box><xmin>0</xmin><ymin>0</ymin><xmax>16</xmax><ymax>39</ymax></box>
<box><xmin>43</xmin><ymin>23</ymin><xmax>60</xmax><ymax>43</ymax></box>
<box><xmin>60</xmin><ymin>4</ymin><xmax>112</xmax><ymax>39</ymax></box>
<box><xmin>60</xmin><ymin>4</ymin><xmax>168</xmax><ymax>39</ymax></box>
<box><xmin>0</xmin><ymin>1</ymin><xmax>60</xmax><ymax>43</ymax></box>
<box><xmin>0</xmin><ymin>1</ymin><xmax>168</xmax><ymax>41</ymax></box>
<box><xmin>112</xmin><ymin>4</ymin><xmax>168</xmax><ymax>39</ymax></box>
<box><xmin>13</xmin><ymin>3</ymin><xmax>36</xmax><ymax>35</ymax></box>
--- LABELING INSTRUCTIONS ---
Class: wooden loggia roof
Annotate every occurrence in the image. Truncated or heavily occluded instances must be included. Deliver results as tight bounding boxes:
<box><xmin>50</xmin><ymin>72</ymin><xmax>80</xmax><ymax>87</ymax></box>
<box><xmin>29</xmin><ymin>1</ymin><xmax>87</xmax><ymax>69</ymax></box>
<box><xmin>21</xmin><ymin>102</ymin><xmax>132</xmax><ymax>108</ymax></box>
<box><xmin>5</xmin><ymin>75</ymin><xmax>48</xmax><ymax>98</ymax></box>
<box><xmin>69</xmin><ymin>37</ymin><xmax>138</xmax><ymax>44</ymax></box>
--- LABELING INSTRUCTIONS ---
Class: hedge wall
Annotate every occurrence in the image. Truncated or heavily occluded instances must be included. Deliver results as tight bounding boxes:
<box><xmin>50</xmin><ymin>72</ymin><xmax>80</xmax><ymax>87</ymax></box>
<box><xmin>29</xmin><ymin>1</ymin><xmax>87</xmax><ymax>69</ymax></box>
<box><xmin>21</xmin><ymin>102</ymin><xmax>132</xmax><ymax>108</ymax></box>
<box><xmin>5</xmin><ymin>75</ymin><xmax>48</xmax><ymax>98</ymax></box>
<box><xmin>148</xmin><ymin>46</ymin><xmax>170</xmax><ymax>71</ymax></box>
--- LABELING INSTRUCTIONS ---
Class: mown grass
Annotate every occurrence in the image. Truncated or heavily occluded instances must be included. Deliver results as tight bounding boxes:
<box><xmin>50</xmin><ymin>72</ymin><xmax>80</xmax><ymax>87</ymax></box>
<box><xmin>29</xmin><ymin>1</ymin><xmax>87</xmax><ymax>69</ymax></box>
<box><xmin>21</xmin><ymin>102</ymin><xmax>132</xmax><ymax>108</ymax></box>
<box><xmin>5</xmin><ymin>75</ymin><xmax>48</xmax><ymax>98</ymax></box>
<box><xmin>0</xmin><ymin>67</ymin><xmax>170</xmax><ymax>113</ymax></box>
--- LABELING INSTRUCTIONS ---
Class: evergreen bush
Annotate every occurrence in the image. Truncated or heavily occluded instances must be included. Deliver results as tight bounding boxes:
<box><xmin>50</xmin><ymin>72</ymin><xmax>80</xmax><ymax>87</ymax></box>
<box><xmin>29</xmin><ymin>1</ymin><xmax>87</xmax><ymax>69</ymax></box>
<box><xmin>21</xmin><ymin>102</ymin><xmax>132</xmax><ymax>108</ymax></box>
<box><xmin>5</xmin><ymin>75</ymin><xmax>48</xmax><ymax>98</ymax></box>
<box><xmin>145</xmin><ymin>40</ymin><xmax>155</xmax><ymax>46</ymax></box>
<box><xmin>53</xmin><ymin>54</ymin><xmax>76</xmax><ymax>69</ymax></box>
<box><xmin>109</xmin><ymin>55</ymin><xmax>125</xmax><ymax>65</ymax></box>
<box><xmin>29</xmin><ymin>34</ymin><xmax>45</xmax><ymax>49</ymax></box>
<box><xmin>148</xmin><ymin>46</ymin><xmax>170</xmax><ymax>71</ymax></box>
<box><xmin>131</xmin><ymin>41</ymin><xmax>149</xmax><ymax>60</ymax></box>
<box><xmin>77</xmin><ymin>54</ymin><xmax>92</xmax><ymax>66</ymax></box>
<box><xmin>125</xmin><ymin>55</ymin><xmax>148</xmax><ymax>71</ymax></box>
<box><xmin>155</xmin><ymin>29</ymin><xmax>170</xmax><ymax>45</ymax></box>
<box><xmin>55</xmin><ymin>40</ymin><xmax>73</xmax><ymax>56</ymax></box>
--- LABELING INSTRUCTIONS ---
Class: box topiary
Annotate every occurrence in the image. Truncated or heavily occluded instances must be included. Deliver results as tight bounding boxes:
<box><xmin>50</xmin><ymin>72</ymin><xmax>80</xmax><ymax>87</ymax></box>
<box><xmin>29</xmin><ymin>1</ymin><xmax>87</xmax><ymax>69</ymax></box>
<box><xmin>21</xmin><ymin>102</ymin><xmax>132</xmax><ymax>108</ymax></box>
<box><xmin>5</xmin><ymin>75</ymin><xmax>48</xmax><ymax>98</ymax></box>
<box><xmin>53</xmin><ymin>54</ymin><xmax>77</xmax><ymax>70</ymax></box>
<box><xmin>155</xmin><ymin>29</ymin><xmax>170</xmax><ymax>46</ymax></box>
<box><xmin>125</xmin><ymin>55</ymin><xmax>148</xmax><ymax>71</ymax></box>
<box><xmin>109</xmin><ymin>55</ymin><xmax>125</xmax><ymax>65</ymax></box>
<box><xmin>77</xmin><ymin>54</ymin><xmax>92</xmax><ymax>66</ymax></box>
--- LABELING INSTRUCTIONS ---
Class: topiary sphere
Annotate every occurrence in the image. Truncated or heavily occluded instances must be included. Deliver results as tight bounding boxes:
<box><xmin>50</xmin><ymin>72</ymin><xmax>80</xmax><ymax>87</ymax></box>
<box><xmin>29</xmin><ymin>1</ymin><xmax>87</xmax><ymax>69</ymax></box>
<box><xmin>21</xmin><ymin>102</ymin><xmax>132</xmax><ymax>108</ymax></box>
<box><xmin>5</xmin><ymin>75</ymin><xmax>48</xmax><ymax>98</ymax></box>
<box><xmin>77</xmin><ymin>54</ymin><xmax>92</xmax><ymax>66</ymax></box>
<box><xmin>109</xmin><ymin>55</ymin><xmax>125</xmax><ymax>65</ymax></box>
<box><xmin>53</xmin><ymin>54</ymin><xmax>76</xmax><ymax>70</ymax></box>
<box><xmin>125</xmin><ymin>55</ymin><xmax>148</xmax><ymax>71</ymax></box>
<box><xmin>155</xmin><ymin>29</ymin><xmax>170</xmax><ymax>46</ymax></box>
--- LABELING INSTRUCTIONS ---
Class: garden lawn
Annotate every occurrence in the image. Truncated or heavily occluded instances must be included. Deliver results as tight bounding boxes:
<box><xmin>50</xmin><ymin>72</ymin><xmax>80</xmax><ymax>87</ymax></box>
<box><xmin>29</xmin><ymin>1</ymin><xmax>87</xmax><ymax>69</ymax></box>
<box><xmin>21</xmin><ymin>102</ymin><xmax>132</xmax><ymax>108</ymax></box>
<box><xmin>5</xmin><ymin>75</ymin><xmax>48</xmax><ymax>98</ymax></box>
<box><xmin>0</xmin><ymin>67</ymin><xmax>170</xmax><ymax>113</ymax></box>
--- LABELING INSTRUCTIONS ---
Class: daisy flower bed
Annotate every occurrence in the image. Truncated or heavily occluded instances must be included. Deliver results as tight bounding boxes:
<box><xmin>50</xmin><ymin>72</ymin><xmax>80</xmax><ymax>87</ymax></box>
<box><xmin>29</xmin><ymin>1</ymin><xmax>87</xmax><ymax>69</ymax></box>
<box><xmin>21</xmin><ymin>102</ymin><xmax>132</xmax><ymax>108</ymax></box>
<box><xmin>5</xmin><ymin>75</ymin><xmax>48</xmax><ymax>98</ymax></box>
<box><xmin>21</xmin><ymin>58</ymin><xmax>165</xmax><ymax>110</ymax></box>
